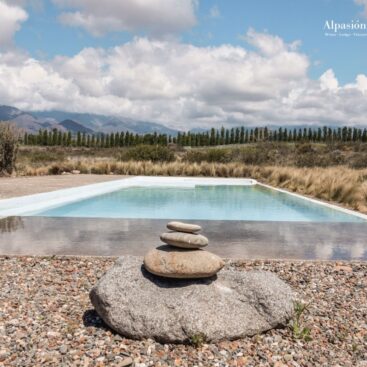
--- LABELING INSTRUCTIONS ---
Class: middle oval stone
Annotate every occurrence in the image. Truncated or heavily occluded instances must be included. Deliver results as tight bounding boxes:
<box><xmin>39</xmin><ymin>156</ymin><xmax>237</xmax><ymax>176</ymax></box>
<box><xmin>160</xmin><ymin>232</ymin><xmax>209</xmax><ymax>249</ymax></box>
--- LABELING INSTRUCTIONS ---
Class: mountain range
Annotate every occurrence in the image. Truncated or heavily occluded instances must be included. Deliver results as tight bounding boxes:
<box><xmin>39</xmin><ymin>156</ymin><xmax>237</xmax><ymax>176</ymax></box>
<box><xmin>2</xmin><ymin>105</ymin><xmax>364</xmax><ymax>136</ymax></box>
<box><xmin>0</xmin><ymin>105</ymin><xmax>179</xmax><ymax>135</ymax></box>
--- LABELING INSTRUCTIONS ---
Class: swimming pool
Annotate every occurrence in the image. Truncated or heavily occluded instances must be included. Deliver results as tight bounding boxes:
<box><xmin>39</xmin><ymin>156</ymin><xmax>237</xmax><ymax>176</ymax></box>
<box><xmin>0</xmin><ymin>177</ymin><xmax>366</xmax><ymax>260</ymax></box>
<box><xmin>0</xmin><ymin>176</ymin><xmax>365</xmax><ymax>222</ymax></box>
<box><xmin>27</xmin><ymin>184</ymin><xmax>366</xmax><ymax>222</ymax></box>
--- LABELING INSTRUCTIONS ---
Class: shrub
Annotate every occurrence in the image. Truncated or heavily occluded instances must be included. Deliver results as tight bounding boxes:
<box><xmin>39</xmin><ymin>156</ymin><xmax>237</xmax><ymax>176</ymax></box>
<box><xmin>295</xmin><ymin>143</ymin><xmax>315</xmax><ymax>154</ymax></box>
<box><xmin>27</xmin><ymin>149</ymin><xmax>66</xmax><ymax>163</ymax></box>
<box><xmin>0</xmin><ymin>122</ymin><xmax>20</xmax><ymax>175</ymax></box>
<box><xmin>237</xmin><ymin>146</ymin><xmax>271</xmax><ymax>165</ymax></box>
<box><xmin>48</xmin><ymin>165</ymin><xmax>64</xmax><ymax>175</ymax></box>
<box><xmin>295</xmin><ymin>153</ymin><xmax>320</xmax><ymax>167</ymax></box>
<box><xmin>325</xmin><ymin>150</ymin><xmax>345</xmax><ymax>166</ymax></box>
<box><xmin>122</xmin><ymin>145</ymin><xmax>175</xmax><ymax>162</ymax></box>
<box><xmin>183</xmin><ymin>148</ymin><xmax>231</xmax><ymax>163</ymax></box>
<box><xmin>348</xmin><ymin>153</ymin><xmax>367</xmax><ymax>169</ymax></box>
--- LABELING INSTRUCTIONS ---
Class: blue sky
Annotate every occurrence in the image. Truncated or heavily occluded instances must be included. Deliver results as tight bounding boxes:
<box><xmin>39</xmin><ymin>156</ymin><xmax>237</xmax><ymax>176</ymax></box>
<box><xmin>0</xmin><ymin>0</ymin><xmax>367</xmax><ymax>128</ymax></box>
<box><xmin>14</xmin><ymin>0</ymin><xmax>367</xmax><ymax>84</ymax></box>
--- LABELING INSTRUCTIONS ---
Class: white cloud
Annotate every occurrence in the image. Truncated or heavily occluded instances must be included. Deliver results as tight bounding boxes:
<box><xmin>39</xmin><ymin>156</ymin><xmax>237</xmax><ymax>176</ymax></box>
<box><xmin>355</xmin><ymin>0</ymin><xmax>367</xmax><ymax>17</ymax></box>
<box><xmin>320</xmin><ymin>69</ymin><xmax>339</xmax><ymax>91</ymax></box>
<box><xmin>355</xmin><ymin>74</ymin><xmax>367</xmax><ymax>92</ymax></box>
<box><xmin>0</xmin><ymin>1</ymin><xmax>28</xmax><ymax>47</ymax></box>
<box><xmin>0</xmin><ymin>29</ymin><xmax>366</xmax><ymax>129</ymax></box>
<box><xmin>209</xmin><ymin>5</ymin><xmax>220</xmax><ymax>18</ymax></box>
<box><xmin>244</xmin><ymin>28</ymin><xmax>292</xmax><ymax>56</ymax></box>
<box><xmin>53</xmin><ymin>0</ymin><xmax>197</xmax><ymax>36</ymax></box>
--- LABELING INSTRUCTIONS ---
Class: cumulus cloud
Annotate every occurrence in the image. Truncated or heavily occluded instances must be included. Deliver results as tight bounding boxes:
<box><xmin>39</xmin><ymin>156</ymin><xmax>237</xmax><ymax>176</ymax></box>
<box><xmin>0</xmin><ymin>29</ymin><xmax>366</xmax><ymax>129</ymax></box>
<box><xmin>52</xmin><ymin>0</ymin><xmax>197</xmax><ymax>36</ymax></box>
<box><xmin>244</xmin><ymin>28</ymin><xmax>302</xmax><ymax>56</ymax></box>
<box><xmin>320</xmin><ymin>69</ymin><xmax>339</xmax><ymax>91</ymax></box>
<box><xmin>355</xmin><ymin>0</ymin><xmax>367</xmax><ymax>17</ymax></box>
<box><xmin>0</xmin><ymin>1</ymin><xmax>28</xmax><ymax>47</ymax></box>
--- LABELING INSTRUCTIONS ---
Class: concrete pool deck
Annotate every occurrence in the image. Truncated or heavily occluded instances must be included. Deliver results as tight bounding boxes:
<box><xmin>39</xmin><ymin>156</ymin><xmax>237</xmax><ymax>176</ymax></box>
<box><xmin>0</xmin><ymin>174</ymin><xmax>128</xmax><ymax>199</ymax></box>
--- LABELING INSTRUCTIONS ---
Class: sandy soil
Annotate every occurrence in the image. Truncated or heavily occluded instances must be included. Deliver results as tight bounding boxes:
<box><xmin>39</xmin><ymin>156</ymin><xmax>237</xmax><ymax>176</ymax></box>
<box><xmin>0</xmin><ymin>174</ymin><xmax>129</xmax><ymax>199</ymax></box>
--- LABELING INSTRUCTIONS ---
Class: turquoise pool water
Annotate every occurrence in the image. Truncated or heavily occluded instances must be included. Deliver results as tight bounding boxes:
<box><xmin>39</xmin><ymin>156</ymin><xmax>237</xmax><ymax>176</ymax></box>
<box><xmin>29</xmin><ymin>185</ymin><xmax>366</xmax><ymax>222</ymax></box>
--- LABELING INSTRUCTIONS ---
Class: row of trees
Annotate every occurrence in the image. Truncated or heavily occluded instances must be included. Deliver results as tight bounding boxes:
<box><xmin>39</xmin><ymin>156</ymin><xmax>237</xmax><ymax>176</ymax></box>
<box><xmin>23</xmin><ymin>126</ymin><xmax>367</xmax><ymax>148</ymax></box>
<box><xmin>23</xmin><ymin>130</ymin><xmax>170</xmax><ymax>147</ymax></box>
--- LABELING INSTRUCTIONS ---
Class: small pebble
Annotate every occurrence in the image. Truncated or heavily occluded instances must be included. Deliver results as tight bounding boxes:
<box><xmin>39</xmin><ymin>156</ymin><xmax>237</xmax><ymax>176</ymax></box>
<box><xmin>59</xmin><ymin>345</ymin><xmax>68</xmax><ymax>354</ymax></box>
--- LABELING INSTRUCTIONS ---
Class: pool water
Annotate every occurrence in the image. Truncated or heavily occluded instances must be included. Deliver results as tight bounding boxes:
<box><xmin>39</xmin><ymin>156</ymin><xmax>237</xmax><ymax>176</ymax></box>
<box><xmin>29</xmin><ymin>185</ymin><xmax>365</xmax><ymax>222</ymax></box>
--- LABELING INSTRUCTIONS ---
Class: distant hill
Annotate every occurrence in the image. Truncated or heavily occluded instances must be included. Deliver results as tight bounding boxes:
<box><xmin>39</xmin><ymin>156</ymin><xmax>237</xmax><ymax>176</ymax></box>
<box><xmin>31</xmin><ymin>109</ymin><xmax>179</xmax><ymax>135</ymax></box>
<box><xmin>0</xmin><ymin>105</ymin><xmax>179</xmax><ymax>135</ymax></box>
<box><xmin>59</xmin><ymin>119</ymin><xmax>94</xmax><ymax>134</ymax></box>
<box><xmin>0</xmin><ymin>105</ymin><xmax>23</xmax><ymax>121</ymax></box>
<box><xmin>0</xmin><ymin>105</ymin><xmax>65</xmax><ymax>133</ymax></box>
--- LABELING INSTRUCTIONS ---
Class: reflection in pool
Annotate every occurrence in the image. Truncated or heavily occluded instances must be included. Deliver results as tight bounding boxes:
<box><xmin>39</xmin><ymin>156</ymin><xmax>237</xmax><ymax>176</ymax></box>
<box><xmin>0</xmin><ymin>217</ymin><xmax>366</xmax><ymax>260</ymax></box>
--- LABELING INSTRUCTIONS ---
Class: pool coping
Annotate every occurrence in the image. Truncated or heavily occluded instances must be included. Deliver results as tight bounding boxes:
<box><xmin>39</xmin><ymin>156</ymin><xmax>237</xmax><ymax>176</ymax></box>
<box><xmin>0</xmin><ymin>176</ymin><xmax>257</xmax><ymax>218</ymax></box>
<box><xmin>0</xmin><ymin>175</ymin><xmax>366</xmax><ymax>221</ymax></box>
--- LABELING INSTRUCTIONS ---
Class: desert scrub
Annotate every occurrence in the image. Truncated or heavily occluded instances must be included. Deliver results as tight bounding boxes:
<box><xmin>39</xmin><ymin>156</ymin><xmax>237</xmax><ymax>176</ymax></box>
<box><xmin>18</xmin><ymin>147</ymin><xmax>66</xmax><ymax>165</ymax></box>
<box><xmin>120</xmin><ymin>145</ymin><xmax>175</xmax><ymax>162</ymax></box>
<box><xmin>17</xmin><ymin>142</ymin><xmax>367</xmax><ymax>167</ymax></box>
<box><xmin>183</xmin><ymin>148</ymin><xmax>232</xmax><ymax>163</ymax></box>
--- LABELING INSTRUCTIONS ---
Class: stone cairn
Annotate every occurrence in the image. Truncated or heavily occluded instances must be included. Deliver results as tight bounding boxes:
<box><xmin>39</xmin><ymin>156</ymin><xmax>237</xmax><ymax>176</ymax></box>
<box><xmin>144</xmin><ymin>221</ymin><xmax>224</xmax><ymax>279</ymax></box>
<box><xmin>90</xmin><ymin>220</ymin><xmax>294</xmax><ymax>342</ymax></box>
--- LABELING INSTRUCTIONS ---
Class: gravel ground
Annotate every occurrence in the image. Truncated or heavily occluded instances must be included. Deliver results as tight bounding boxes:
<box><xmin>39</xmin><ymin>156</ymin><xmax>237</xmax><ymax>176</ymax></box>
<box><xmin>0</xmin><ymin>256</ymin><xmax>366</xmax><ymax>367</ymax></box>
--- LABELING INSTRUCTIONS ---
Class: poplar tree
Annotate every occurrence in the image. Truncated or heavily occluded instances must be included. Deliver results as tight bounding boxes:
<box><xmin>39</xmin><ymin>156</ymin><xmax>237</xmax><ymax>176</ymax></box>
<box><xmin>240</xmin><ymin>127</ymin><xmax>245</xmax><ymax>144</ymax></box>
<box><xmin>225</xmin><ymin>129</ymin><xmax>230</xmax><ymax>145</ymax></box>
<box><xmin>76</xmin><ymin>132</ymin><xmax>81</xmax><ymax>146</ymax></box>
<box><xmin>67</xmin><ymin>131</ymin><xmax>72</xmax><ymax>146</ymax></box>
<box><xmin>230</xmin><ymin>128</ymin><xmax>235</xmax><ymax>144</ymax></box>
<box><xmin>81</xmin><ymin>132</ymin><xmax>86</xmax><ymax>147</ymax></box>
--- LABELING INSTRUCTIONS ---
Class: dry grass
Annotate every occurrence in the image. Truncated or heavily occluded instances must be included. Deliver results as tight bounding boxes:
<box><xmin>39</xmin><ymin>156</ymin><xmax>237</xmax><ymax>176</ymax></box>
<box><xmin>15</xmin><ymin>157</ymin><xmax>367</xmax><ymax>214</ymax></box>
<box><xmin>258</xmin><ymin>166</ymin><xmax>367</xmax><ymax>213</ymax></box>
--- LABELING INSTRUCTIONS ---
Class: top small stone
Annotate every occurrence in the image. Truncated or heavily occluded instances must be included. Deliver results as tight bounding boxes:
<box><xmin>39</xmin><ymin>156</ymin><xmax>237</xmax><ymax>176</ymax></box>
<box><xmin>167</xmin><ymin>221</ymin><xmax>201</xmax><ymax>234</ymax></box>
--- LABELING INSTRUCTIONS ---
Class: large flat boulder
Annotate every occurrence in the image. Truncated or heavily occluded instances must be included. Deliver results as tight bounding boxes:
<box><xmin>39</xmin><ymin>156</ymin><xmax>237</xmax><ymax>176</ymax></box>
<box><xmin>90</xmin><ymin>256</ymin><xmax>294</xmax><ymax>343</ymax></box>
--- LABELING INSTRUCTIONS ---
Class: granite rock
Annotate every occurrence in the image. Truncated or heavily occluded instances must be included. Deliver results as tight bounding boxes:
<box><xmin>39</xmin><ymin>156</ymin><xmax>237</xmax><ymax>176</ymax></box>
<box><xmin>90</xmin><ymin>256</ymin><xmax>294</xmax><ymax>343</ymax></box>
<box><xmin>143</xmin><ymin>246</ymin><xmax>223</xmax><ymax>278</ymax></box>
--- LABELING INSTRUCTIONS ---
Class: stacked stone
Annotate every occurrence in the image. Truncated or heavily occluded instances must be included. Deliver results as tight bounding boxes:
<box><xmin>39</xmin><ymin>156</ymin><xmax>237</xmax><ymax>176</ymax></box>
<box><xmin>144</xmin><ymin>221</ymin><xmax>224</xmax><ymax>279</ymax></box>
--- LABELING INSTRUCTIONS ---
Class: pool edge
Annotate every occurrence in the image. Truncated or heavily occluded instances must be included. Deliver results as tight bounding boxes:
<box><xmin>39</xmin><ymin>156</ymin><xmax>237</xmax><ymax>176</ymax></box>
<box><xmin>0</xmin><ymin>176</ymin><xmax>257</xmax><ymax>218</ymax></box>
<box><xmin>256</xmin><ymin>182</ymin><xmax>367</xmax><ymax>221</ymax></box>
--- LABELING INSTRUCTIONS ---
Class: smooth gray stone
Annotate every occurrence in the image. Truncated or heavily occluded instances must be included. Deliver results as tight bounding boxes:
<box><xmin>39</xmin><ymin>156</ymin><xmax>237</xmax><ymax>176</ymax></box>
<box><xmin>160</xmin><ymin>232</ymin><xmax>208</xmax><ymax>249</ymax></box>
<box><xmin>144</xmin><ymin>246</ymin><xmax>224</xmax><ymax>278</ymax></box>
<box><xmin>90</xmin><ymin>256</ymin><xmax>294</xmax><ymax>343</ymax></box>
<box><xmin>167</xmin><ymin>221</ymin><xmax>202</xmax><ymax>234</ymax></box>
